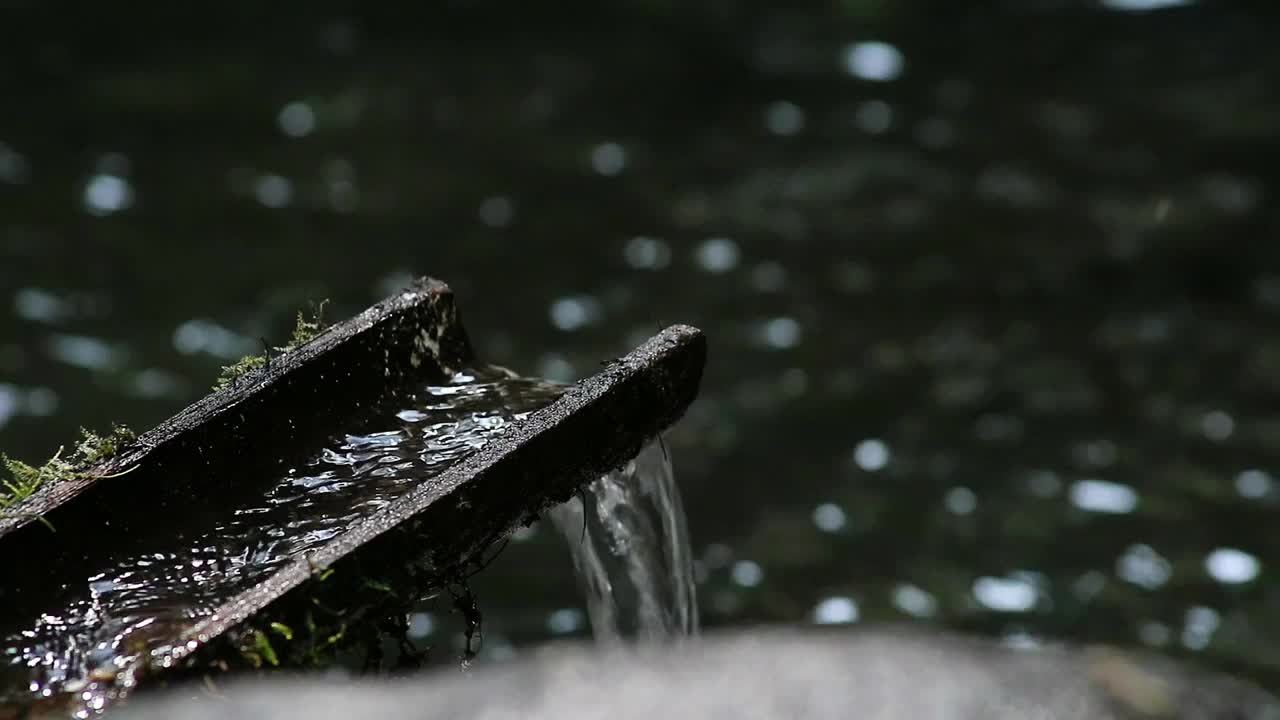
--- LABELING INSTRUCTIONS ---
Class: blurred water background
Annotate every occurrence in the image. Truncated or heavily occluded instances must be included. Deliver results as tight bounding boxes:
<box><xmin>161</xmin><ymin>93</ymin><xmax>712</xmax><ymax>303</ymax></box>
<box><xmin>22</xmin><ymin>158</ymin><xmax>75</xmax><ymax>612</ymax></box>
<box><xmin>2</xmin><ymin>0</ymin><xmax>1279</xmax><ymax>688</ymax></box>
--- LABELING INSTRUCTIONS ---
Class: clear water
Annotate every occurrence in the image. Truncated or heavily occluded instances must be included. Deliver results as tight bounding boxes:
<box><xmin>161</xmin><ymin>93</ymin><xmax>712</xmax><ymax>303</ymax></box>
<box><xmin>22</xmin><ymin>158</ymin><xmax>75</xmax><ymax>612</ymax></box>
<box><xmin>0</xmin><ymin>369</ymin><xmax>563</xmax><ymax>716</ymax></box>
<box><xmin>550</xmin><ymin>438</ymin><xmax>698</xmax><ymax>645</ymax></box>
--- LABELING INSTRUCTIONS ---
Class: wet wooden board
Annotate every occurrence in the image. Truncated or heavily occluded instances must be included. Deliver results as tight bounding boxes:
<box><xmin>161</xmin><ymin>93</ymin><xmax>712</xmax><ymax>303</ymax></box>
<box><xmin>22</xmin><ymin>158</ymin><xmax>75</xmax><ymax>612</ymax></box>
<box><xmin>0</xmin><ymin>278</ymin><xmax>705</xmax><ymax>715</ymax></box>
<box><xmin>0</xmin><ymin>277</ymin><xmax>474</xmax><ymax>540</ymax></box>
<box><xmin>173</xmin><ymin>322</ymin><xmax>705</xmax><ymax>665</ymax></box>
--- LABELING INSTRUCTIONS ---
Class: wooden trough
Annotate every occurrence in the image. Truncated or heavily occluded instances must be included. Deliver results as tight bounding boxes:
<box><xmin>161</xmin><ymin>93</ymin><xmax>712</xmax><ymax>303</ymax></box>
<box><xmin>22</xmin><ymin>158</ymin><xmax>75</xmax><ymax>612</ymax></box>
<box><xmin>0</xmin><ymin>278</ymin><xmax>706</xmax><ymax>717</ymax></box>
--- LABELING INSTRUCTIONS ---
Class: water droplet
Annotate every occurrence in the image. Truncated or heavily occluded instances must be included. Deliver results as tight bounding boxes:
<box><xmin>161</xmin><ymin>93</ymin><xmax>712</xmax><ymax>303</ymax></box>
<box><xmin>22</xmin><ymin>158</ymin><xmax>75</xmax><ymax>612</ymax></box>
<box><xmin>1201</xmin><ymin>409</ymin><xmax>1234</xmax><ymax>442</ymax></box>
<box><xmin>695</xmin><ymin>237</ymin><xmax>740</xmax><ymax>273</ymax></box>
<box><xmin>1069</xmin><ymin>478</ymin><xmax>1138</xmax><ymax>514</ymax></box>
<box><xmin>842</xmin><ymin>41</ymin><xmax>905</xmax><ymax>81</ymax></box>
<box><xmin>624</xmin><ymin>237</ymin><xmax>671</xmax><ymax>270</ymax></box>
<box><xmin>812</xmin><ymin>503</ymin><xmax>847</xmax><ymax>532</ymax></box>
<box><xmin>730</xmin><ymin>560</ymin><xmax>764</xmax><ymax>588</ymax></box>
<box><xmin>537</xmin><ymin>354</ymin><xmax>575</xmax><ymax>383</ymax></box>
<box><xmin>1235</xmin><ymin>469</ymin><xmax>1273</xmax><ymax>499</ymax></box>
<box><xmin>973</xmin><ymin>576</ymin><xmax>1036</xmax><ymax>612</ymax></box>
<box><xmin>1117</xmin><ymin>544</ymin><xmax>1172</xmax><ymax>589</ymax></box>
<box><xmin>407</xmin><ymin>612</ymin><xmax>435</xmax><ymax>638</ymax></box>
<box><xmin>764</xmin><ymin>101</ymin><xmax>805</xmax><ymax>136</ymax></box>
<box><xmin>757</xmin><ymin>317</ymin><xmax>801</xmax><ymax>349</ymax></box>
<box><xmin>1101</xmin><ymin>0</ymin><xmax>1193</xmax><ymax>12</ymax></box>
<box><xmin>172</xmin><ymin>319</ymin><xmax>256</xmax><ymax>358</ymax></box>
<box><xmin>0</xmin><ymin>385</ymin><xmax>16</xmax><ymax>428</ymax></box>
<box><xmin>131</xmin><ymin>369</ymin><xmax>181</xmax><ymax>399</ymax></box>
<box><xmin>1205</xmin><ymin>547</ymin><xmax>1260</xmax><ymax>584</ymax></box>
<box><xmin>549</xmin><ymin>296</ymin><xmax>601</xmax><ymax>331</ymax></box>
<box><xmin>812</xmin><ymin>596</ymin><xmax>859</xmax><ymax>624</ymax></box>
<box><xmin>1072</xmin><ymin>571</ymin><xmax>1107</xmax><ymax>600</ymax></box>
<box><xmin>852</xmin><ymin>439</ymin><xmax>890</xmax><ymax>471</ymax></box>
<box><xmin>254</xmin><ymin>174</ymin><xmax>293</xmax><ymax>208</ymax></box>
<box><xmin>48</xmin><ymin>335</ymin><xmax>121</xmax><ymax>370</ymax></box>
<box><xmin>278</xmin><ymin>101</ymin><xmax>316</xmax><ymax>137</ymax></box>
<box><xmin>24</xmin><ymin>387</ymin><xmax>58</xmax><ymax>416</ymax></box>
<box><xmin>590</xmin><ymin>142</ymin><xmax>627</xmax><ymax>176</ymax></box>
<box><xmin>13</xmin><ymin>288</ymin><xmax>70</xmax><ymax>324</ymax></box>
<box><xmin>944</xmin><ymin>486</ymin><xmax>977</xmax><ymax>515</ymax></box>
<box><xmin>546</xmin><ymin>608</ymin><xmax>585</xmax><ymax>634</ymax></box>
<box><xmin>84</xmin><ymin>174</ymin><xmax>133</xmax><ymax>215</ymax></box>
<box><xmin>891</xmin><ymin>584</ymin><xmax>937</xmax><ymax>617</ymax></box>
<box><xmin>0</xmin><ymin>142</ymin><xmax>30</xmax><ymax>184</ymax></box>
<box><xmin>1182</xmin><ymin>605</ymin><xmax>1219</xmax><ymax>650</ymax></box>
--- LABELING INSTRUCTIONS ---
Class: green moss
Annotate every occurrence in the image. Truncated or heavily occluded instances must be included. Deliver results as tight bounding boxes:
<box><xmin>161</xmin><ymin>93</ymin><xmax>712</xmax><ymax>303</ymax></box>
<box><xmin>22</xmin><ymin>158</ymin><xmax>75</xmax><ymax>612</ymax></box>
<box><xmin>203</xmin><ymin>542</ymin><xmax>496</xmax><ymax>674</ymax></box>
<box><xmin>214</xmin><ymin>354</ymin><xmax>268</xmax><ymax>389</ymax></box>
<box><xmin>0</xmin><ymin>454</ymin><xmax>58</xmax><ymax>506</ymax></box>
<box><xmin>75</xmin><ymin>425</ymin><xmax>138</xmax><ymax>464</ymax></box>
<box><xmin>324</xmin><ymin>624</ymin><xmax>346</xmax><ymax>648</ymax></box>
<box><xmin>361</xmin><ymin>578</ymin><xmax>395</xmax><ymax>595</ymax></box>
<box><xmin>215</xmin><ymin>301</ymin><xmax>329</xmax><ymax>390</ymax></box>
<box><xmin>269</xmin><ymin>622</ymin><xmax>294</xmax><ymax>641</ymax></box>
<box><xmin>0</xmin><ymin>425</ymin><xmax>138</xmax><ymax>526</ymax></box>
<box><xmin>251</xmin><ymin>630</ymin><xmax>280</xmax><ymax>667</ymax></box>
<box><xmin>287</xmin><ymin>300</ymin><xmax>328</xmax><ymax>347</ymax></box>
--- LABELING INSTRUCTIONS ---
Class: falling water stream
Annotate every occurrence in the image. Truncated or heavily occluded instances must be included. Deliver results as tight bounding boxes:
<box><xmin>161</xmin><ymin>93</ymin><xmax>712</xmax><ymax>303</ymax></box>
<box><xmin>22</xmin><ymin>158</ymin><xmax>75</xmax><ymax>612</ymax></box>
<box><xmin>550</xmin><ymin>438</ymin><xmax>699</xmax><ymax>645</ymax></box>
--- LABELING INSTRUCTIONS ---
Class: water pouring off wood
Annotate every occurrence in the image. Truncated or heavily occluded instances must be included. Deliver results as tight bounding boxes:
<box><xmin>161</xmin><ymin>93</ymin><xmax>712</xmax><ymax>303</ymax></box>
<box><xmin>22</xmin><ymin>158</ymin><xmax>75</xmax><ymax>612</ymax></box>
<box><xmin>0</xmin><ymin>278</ymin><xmax>706</xmax><ymax>717</ymax></box>
<box><xmin>551</xmin><ymin>438</ymin><xmax>698</xmax><ymax>645</ymax></box>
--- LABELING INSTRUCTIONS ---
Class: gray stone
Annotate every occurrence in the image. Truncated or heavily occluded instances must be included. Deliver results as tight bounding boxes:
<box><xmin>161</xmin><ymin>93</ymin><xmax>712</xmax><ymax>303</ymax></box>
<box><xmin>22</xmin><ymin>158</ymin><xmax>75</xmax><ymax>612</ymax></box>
<box><xmin>118</xmin><ymin>627</ymin><xmax>1280</xmax><ymax>720</ymax></box>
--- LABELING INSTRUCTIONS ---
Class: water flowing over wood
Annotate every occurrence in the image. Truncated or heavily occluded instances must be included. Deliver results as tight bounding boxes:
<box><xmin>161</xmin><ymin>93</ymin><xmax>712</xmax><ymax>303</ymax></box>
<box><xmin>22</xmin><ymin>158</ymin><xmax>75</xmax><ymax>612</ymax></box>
<box><xmin>0</xmin><ymin>278</ymin><xmax>706</xmax><ymax>717</ymax></box>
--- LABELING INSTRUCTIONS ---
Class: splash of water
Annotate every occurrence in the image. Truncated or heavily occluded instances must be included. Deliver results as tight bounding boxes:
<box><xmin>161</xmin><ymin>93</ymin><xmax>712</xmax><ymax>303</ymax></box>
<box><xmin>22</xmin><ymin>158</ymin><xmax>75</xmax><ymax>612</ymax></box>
<box><xmin>550</xmin><ymin>438</ymin><xmax>699</xmax><ymax>644</ymax></box>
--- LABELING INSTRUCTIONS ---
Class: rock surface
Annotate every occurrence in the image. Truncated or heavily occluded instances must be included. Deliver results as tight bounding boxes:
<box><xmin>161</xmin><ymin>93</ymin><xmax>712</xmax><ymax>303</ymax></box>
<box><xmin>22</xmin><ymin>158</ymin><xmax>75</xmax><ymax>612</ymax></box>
<box><xmin>118</xmin><ymin>627</ymin><xmax>1280</xmax><ymax>720</ymax></box>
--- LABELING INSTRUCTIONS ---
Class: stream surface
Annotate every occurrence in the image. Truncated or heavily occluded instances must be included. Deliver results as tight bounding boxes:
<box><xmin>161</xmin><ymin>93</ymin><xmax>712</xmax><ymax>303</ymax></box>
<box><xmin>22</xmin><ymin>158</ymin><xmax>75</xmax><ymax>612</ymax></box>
<box><xmin>3</xmin><ymin>0</ymin><xmax>1280</xmax><ymax>693</ymax></box>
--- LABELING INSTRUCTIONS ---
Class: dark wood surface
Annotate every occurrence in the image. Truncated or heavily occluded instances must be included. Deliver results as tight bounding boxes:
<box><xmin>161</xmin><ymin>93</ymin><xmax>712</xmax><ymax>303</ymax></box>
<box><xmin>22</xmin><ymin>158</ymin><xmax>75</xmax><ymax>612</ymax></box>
<box><xmin>0</xmin><ymin>277</ymin><xmax>473</xmax><ymax>540</ymax></box>
<box><xmin>0</xmin><ymin>278</ymin><xmax>705</xmax><ymax>715</ymax></box>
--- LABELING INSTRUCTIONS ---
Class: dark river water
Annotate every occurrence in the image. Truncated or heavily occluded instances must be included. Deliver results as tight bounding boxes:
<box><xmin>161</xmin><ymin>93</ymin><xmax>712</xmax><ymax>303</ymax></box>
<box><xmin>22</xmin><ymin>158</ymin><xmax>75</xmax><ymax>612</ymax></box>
<box><xmin>2</xmin><ymin>0</ymin><xmax>1279</xmax><ymax>690</ymax></box>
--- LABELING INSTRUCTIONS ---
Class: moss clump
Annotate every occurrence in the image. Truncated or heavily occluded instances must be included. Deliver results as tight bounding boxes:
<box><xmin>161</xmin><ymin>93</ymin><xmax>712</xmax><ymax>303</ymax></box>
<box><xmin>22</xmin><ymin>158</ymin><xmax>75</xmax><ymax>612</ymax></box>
<box><xmin>249</xmin><ymin>630</ymin><xmax>280</xmax><ymax>668</ymax></box>
<box><xmin>214</xmin><ymin>354</ymin><xmax>268</xmax><ymax>389</ymax></box>
<box><xmin>0</xmin><ymin>424</ymin><xmax>138</xmax><ymax>525</ymax></box>
<box><xmin>269</xmin><ymin>622</ymin><xmax>294</xmax><ymax>641</ymax></box>
<box><xmin>75</xmin><ymin>425</ymin><xmax>138</xmax><ymax>464</ymax></box>
<box><xmin>215</xmin><ymin>301</ymin><xmax>329</xmax><ymax>390</ymax></box>
<box><xmin>286</xmin><ymin>300</ymin><xmax>328</xmax><ymax>348</ymax></box>
<box><xmin>0</xmin><ymin>452</ymin><xmax>66</xmax><ymax>508</ymax></box>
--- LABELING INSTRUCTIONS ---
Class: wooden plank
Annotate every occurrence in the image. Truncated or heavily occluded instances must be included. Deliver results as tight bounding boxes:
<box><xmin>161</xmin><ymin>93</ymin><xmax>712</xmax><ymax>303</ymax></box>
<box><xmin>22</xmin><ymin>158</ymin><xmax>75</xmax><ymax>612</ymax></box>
<box><xmin>171</xmin><ymin>323</ymin><xmax>705</xmax><ymax>674</ymax></box>
<box><xmin>0</xmin><ymin>278</ymin><xmax>706</xmax><ymax>716</ymax></box>
<box><xmin>0</xmin><ymin>277</ymin><xmax>473</xmax><ymax>540</ymax></box>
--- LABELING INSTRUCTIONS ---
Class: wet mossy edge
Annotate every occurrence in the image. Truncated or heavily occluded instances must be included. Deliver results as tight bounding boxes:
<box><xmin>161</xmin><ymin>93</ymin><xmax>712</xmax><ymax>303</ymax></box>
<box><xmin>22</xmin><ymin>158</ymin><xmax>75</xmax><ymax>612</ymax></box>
<box><xmin>0</xmin><ymin>277</ymin><xmax>473</xmax><ymax>539</ymax></box>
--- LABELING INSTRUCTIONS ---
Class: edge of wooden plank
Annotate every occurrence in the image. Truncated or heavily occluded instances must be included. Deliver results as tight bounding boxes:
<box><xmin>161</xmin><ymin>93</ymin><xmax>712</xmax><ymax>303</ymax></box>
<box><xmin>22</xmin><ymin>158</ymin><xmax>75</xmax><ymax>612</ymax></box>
<box><xmin>158</xmin><ymin>324</ymin><xmax>706</xmax><ymax>669</ymax></box>
<box><xmin>0</xmin><ymin>277</ymin><xmax>473</xmax><ymax>538</ymax></box>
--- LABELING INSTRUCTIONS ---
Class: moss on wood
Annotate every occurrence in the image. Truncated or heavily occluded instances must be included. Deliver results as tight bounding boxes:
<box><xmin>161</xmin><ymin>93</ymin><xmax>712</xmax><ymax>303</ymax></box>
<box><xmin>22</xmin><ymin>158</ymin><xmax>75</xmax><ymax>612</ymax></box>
<box><xmin>0</xmin><ymin>425</ymin><xmax>138</xmax><ymax>527</ymax></box>
<box><xmin>215</xmin><ymin>301</ymin><xmax>329</xmax><ymax>389</ymax></box>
